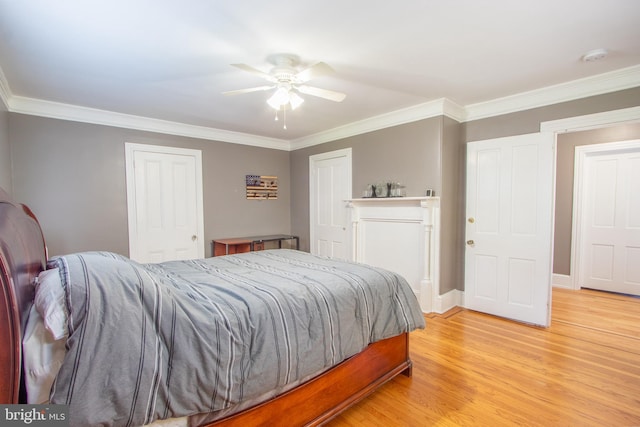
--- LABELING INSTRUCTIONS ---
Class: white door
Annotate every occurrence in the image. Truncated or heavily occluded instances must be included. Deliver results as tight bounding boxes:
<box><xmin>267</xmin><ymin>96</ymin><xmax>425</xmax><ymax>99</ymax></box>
<box><xmin>125</xmin><ymin>143</ymin><xmax>204</xmax><ymax>263</ymax></box>
<box><xmin>465</xmin><ymin>133</ymin><xmax>554</xmax><ymax>326</ymax></box>
<box><xmin>579</xmin><ymin>144</ymin><xmax>640</xmax><ymax>295</ymax></box>
<box><xmin>309</xmin><ymin>148</ymin><xmax>352</xmax><ymax>259</ymax></box>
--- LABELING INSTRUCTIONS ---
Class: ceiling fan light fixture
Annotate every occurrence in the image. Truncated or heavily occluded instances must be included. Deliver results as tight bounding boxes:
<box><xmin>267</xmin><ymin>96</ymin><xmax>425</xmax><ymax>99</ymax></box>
<box><xmin>266</xmin><ymin>96</ymin><xmax>281</xmax><ymax>110</ymax></box>
<box><xmin>226</xmin><ymin>54</ymin><xmax>345</xmax><ymax>128</ymax></box>
<box><xmin>289</xmin><ymin>91</ymin><xmax>304</xmax><ymax>110</ymax></box>
<box><xmin>267</xmin><ymin>87</ymin><xmax>290</xmax><ymax>109</ymax></box>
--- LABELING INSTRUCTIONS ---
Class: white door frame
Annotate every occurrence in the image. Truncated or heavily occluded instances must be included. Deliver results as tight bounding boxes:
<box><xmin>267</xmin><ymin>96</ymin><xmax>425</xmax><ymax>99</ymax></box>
<box><xmin>309</xmin><ymin>148</ymin><xmax>352</xmax><ymax>258</ymax></box>
<box><xmin>125</xmin><ymin>142</ymin><xmax>205</xmax><ymax>261</ymax></box>
<box><xmin>541</xmin><ymin>106</ymin><xmax>640</xmax><ymax>288</ymax></box>
<box><xmin>572</xmin><ymin>139</ymin><xmax>640</xmax><ymax>290</ymax></box>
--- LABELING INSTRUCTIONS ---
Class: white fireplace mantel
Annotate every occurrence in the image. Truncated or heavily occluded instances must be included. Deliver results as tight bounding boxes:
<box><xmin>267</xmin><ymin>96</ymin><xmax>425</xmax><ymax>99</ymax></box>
<box><xmin>346</xmin><ymin>197</ymin><xmax>440</xmax><ymax>313</ymax></box>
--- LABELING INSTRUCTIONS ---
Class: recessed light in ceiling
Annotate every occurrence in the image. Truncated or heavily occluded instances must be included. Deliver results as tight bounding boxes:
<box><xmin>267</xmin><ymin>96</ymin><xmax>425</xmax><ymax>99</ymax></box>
<box><xmin>582</xmin><ymin>48</ymin><xmax>608</xmax><ymax>63</ymax></box>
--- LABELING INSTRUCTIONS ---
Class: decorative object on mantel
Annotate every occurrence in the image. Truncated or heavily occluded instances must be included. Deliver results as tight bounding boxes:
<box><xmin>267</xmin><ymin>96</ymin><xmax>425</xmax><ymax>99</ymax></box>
<box><xmin>425</xmin><ymin>189</ymin><xmax>435</xmax><ymax>197</ymax></box>
<box><xmin>246</xmin><ymin>175</ymin><xmax>278</xmax><ymax>199</ymax></box>
<box><xmin>363</xmin><ymin>181</ymin><xmax>405</xmax><ymax>198</ymax></box>
<box><xmin>363</xmin><ymin>184</ymin><xmax>376</xmax><ymax>198</ymax></box>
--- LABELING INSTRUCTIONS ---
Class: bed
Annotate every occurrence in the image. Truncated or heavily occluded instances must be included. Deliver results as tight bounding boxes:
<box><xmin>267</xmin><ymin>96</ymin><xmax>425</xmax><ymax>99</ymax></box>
<box><xmin>0</xmin><ymin>188</ymin><xmax>425</xmax><ymax>426</ymax></box>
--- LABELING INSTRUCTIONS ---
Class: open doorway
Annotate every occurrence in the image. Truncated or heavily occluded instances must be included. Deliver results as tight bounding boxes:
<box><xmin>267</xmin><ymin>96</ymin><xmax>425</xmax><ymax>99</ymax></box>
<box><xmin>573</xmin><ymin>139</ymin><xmax>640</xmax><ymax>296</ymax></box>
<box><xmin>544</xmin><ymin>108</ymin><xmax>640</xmax><ymax>292</ymax></box>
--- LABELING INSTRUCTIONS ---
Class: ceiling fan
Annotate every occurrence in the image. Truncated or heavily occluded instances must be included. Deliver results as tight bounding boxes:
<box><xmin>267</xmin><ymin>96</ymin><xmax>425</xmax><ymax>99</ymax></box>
<box><xmin>223</xmin><ymin>53</ymin><xmax>346</xmax><ymax>115</ymax></box>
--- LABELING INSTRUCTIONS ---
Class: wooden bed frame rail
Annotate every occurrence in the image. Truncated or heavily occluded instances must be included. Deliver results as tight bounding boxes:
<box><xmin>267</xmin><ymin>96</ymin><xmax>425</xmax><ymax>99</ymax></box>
<box><xmin>207</xmin><ymin>333</ymin><xmax>411</xmax><ymax>426</ymax></box>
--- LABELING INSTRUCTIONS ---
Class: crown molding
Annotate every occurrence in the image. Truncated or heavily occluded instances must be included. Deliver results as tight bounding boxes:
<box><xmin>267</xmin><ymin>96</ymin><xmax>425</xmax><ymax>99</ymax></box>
<box><xmin>464</xmin><ymin>64</ymin><xmax>640</xmax><ymax>122</ymax></box>
<box><xmin>540</xmin><ymin>105</ymin><xmax>640</xmax><ymax>133</ymax></box>
<box><xmin>8</xmin><ymin>95</ymin><xmax>290</xmax><ymax>151</ymax></box>
<box><xmin>1</xmin><ymin>64</ymin><xmax>638</xmax><ymax>151</ymax></box>
<box><xmin>441</xmin><ymin>98</ymin><xmax>466</xmax><ymax>122</ymax></box>
<box><xmin>282</xmin><ymin>66</ymin><xmax>640</xmax><ymax>149</ymax></box>
<box><xmin>290</xmin><ymin>98</ymin><xmax>464</xmax><ymax>150</ymax></box>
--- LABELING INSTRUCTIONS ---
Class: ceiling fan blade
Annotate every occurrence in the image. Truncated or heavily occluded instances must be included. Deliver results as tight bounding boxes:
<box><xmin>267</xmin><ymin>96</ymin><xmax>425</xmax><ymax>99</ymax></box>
<box><xmin>295</xmin><ymin>62</ymin><xmax>335</xmax><ymax>83</ymax></box>
<box><xmin>297</xmin><ymin>85</ymin><xmax>346</xmax><ymax>102</ymax></box>
<box><xmin>222</xmin><ymin>85</ymin><xmax>274</xmax><ymax>96</ymax></box>
<box><xmin>231</xmin><ymin>64</ymin><xmax>277</xmax><ymax>82</ymax></box>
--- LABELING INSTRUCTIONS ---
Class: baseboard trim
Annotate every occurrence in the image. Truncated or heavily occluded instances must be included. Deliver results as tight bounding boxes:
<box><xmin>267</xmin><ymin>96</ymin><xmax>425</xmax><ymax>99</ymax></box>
<box><xmin>433</xmin><ymin>275</ymin><xmax>573</xmax><ymax>314</ymax></box>
<box><xmin>434</xmin><ymin>289</ymin><xmax>463</xmax><ymax>314</ymax></box>
<box><xmin>553</xmin><ymin>273</ymin><xmax>573</xmax><ymax>289</ymax></box>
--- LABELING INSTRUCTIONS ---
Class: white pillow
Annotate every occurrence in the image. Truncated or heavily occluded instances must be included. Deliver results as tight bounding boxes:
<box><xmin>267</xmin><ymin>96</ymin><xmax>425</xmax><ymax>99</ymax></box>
<box><xmin>22</xmin><ymin>305</ymin><xmax>66</xmax><ymax>404</ymax></box>
<box><xmin>34</xmin><ymin>268</ymin><xmax>68</xmax><ymax>340</ymax></box>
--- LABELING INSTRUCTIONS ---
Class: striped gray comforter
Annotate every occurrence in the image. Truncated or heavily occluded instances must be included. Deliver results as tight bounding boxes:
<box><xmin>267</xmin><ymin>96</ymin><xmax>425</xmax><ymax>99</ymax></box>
<box><xmin>48</xmin><ymin>249</ymin><xmax>425</xmax><ymax>427</ymax></box>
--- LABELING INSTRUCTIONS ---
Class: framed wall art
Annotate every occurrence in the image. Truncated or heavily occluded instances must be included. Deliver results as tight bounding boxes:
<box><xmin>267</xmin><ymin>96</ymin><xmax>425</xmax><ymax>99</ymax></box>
<box><xmin>246</xmin><ymin>175</ymin><xmax>278</xmax><ymax>199</ymax></box>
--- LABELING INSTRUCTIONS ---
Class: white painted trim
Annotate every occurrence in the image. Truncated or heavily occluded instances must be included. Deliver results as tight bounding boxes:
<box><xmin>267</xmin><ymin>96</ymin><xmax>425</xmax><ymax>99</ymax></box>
<box><xmin>466</xmin><ymin>65</ymin><xmax>640</xmax><ymax>122</ymax></box>
<box><xmin>10</xmin><ymin>96</ymin><xmax>290</xmax><ymax>151</ymax></box>
<box><xmin>541</xmin><ymin>106</ymin><xmax>640</xmax><ymax>133</ymax></box>
<box><xmin>291</xmin><ymin>98</ymin><xmax>465</xmax><ymax>149</ymax></box>
<box><xmin>434</xmin><ymin>289</ymin><xmax>463</xmax><ymax>314</ymax></box>
<box><xmin>571</xmin><ymin>146</ymin><xmax>586</xmax><ymax>291</ymax></box>
<box><xmin>125</xmin><ymin>143</ymin><xmax>205</xmax><ymax>261</ymax></box>
<box><xmin>2</xmin><ymin>63</ymin><xmax>637</xmax><ymax>150</ymax></box>
<box><xmin>552</xmin><ymin>274</ymin><xmax>573</xmax><ymax>289</ymax></box>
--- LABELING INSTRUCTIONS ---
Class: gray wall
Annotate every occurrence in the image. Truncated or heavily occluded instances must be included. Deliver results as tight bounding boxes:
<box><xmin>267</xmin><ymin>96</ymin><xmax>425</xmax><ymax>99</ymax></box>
<box><xmin>554</xmin><ymin>122</ymin><xmax>640</xmax><ymax>275</ymax></box>
<box><xmin>0</xmin><ymin>97</ymin><xmax>10</xmax><ymax>195</ymax></box>
<box><xmin>290</xmin><ymin>117</ymin><xmax>467</xmax><ymax>294</ymax></box>
<box><xmin>464</xmin><ymin>87</ymin><xmax>640</xmax><ymax>275</ymax></box>
<box><xmin>441</xmin><ymin>116</ymin><xmax>465</xmax><ymax>294</ymax></box>
<box><xmin>9</xmin><ymin>114</ymin><xmax>291</xmax><ymax>258</ymax></box>
<box><xmin>6</xmin><ymin>85</ymin><xmax>640</xmax><ymax>294</ymax></box>
<box><xmin>291</xmin><ymin>118</ymin><xmax>443</xmax><ymax>251</ymax></box>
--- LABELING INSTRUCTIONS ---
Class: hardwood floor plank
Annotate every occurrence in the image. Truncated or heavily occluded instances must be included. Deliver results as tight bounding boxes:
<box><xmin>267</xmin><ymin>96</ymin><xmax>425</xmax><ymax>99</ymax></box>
<box><xmin>326</xmin><ymin>288</ymin><xmax>640</xmax><ymax>426</ymax></box>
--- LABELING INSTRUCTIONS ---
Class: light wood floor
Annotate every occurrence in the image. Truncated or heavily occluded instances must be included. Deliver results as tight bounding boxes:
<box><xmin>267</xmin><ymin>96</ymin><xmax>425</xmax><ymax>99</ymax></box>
<box><xmin>327</xmin><ymin>288</ymin><xmax>640</xmax><ymax>426</ymax></box>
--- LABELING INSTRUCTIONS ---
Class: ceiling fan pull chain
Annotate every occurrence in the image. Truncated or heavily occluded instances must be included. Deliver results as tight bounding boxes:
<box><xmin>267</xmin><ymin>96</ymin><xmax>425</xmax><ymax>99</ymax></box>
<box><xmin>283</xmin><ymin>107</ymin><xmax>287</xmax><ymax>130</ymax></box>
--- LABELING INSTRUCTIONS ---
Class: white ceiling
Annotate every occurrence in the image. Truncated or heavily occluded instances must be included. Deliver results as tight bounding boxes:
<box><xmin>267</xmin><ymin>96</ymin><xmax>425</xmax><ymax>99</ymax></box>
<box><xmin>1</xmin><ymin>1</ymin><xmax>639</xmax><ymax>147</ymax></box>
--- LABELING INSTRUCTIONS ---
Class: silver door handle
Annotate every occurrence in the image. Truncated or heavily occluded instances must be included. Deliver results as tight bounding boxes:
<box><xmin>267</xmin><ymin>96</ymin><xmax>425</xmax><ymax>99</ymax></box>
<box><xmin>192</xmin><ymin>235</ymin><xmax>197</xmax><ymax>241</ymax></box>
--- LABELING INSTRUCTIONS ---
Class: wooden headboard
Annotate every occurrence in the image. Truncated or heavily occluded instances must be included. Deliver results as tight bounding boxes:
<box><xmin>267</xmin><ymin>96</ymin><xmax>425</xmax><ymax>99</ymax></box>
<box><xmin>0</xmin><ymin>188</ymin><xmax>47</xmax><ymax>404</ymax></box>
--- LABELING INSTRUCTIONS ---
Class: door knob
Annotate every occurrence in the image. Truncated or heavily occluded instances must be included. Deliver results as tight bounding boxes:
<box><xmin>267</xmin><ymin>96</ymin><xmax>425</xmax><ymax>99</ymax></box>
<box><xmin>192</xmin><ymin>235</ymin><xmax>197</xmax><ymax>241</ymax></box>
<box><xmin>466</xmin><ymin>240</ymin><xmax>475</xmax><ymax>246</ymax></box>
<box><xmin>468</xmin><ymin>217</ymin><xmax>475</xmax><ymax>223</ymax></box>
